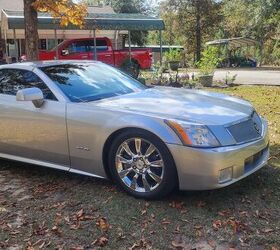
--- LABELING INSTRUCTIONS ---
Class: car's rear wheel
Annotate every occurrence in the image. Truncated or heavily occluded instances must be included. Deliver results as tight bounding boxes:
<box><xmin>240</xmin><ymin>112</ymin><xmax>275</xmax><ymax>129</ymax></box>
<box><xmin>120</xmin><ymin>60</ymin><xmax>140</xmax><ymax>79</ymax></box>
<box><xmin>108</xmin><ymin>130</ymin><xmax>177</xmax><ymax>199</ymax></box>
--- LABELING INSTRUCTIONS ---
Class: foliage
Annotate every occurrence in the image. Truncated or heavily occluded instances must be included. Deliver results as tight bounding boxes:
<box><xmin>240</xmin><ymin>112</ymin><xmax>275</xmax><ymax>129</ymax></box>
<box><xmin>24</xmin><ymin>0</ymin><xmax>87</xmax><ymax>60</ymax></box>
<box><xmin>164</xmin><ymin>49</ymin><xmax>182</xmax><ymax>62</ymax></box>
<box><xmin>197</xmin><ymin>46</ymin><xmax>220</xmax><ymax>75</ymax></box>
<box><xmin>101</xmin><ymin>0</ymin><xmax>155</xmax><ymax>46</ymax></box>
<box><xmin>222</xmin><ymin>0</ymin><xmax>280</xmax><ymax>65</ymax></box>
<box><xmin>157</xmin><ymin>0</ymin><xmax>280</xmax><ymax>66</ymax></box>
<box><xmin>223</xmin><ymin>72</ymin><xmax>238</xmax><ymax>86</ymax></box>
<box><xmin>157</xmin><ymin>0</ymin><xmax>222</xmax><ymax>63</ymax></box>
<box><xmin>33</xmin><ymin>0</ymin><xmax>87</xmax><ymax>27</ymax></box>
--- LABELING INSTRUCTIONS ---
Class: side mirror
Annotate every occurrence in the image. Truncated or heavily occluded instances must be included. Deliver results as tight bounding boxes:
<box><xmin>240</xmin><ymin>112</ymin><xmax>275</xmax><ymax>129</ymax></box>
<box><xmin>61</xmin><ymin>49</ymin><xmax>69</xmax><ymax>56</ymax></box>
<box><xmin>16</xmin><ymin>87</ymin><xmax>44</xmax><ymax>108</ymax></box>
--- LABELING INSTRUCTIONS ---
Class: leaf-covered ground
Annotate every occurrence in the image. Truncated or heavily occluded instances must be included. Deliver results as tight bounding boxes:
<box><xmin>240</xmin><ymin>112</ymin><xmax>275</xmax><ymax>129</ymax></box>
<box><xmin>0</xmin><ymin>86</ymin><xmax>279</xmax><ymax>250</ymax></box>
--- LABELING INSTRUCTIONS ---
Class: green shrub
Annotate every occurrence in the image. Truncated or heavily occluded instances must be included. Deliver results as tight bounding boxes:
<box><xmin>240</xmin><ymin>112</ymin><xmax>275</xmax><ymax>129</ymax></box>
<box><xmin>197</xmin><ymin>46</ymin><xmax>221</xmax><ymax>75</ymax></box>
<box><xmin>164</xmin><ymin>48</ymin><xmax>182</xmax><ymax>62</ymax></box>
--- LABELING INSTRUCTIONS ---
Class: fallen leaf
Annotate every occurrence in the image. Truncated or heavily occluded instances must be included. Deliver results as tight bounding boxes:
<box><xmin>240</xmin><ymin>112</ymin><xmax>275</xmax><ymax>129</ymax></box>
<box><xmin>76</xmin><ymin>209</ymin><xmax>84</xmax><ymax>218</ymax></box>
<box><xmin>171</xmin><ymin>235</ymin><xmax>190</xmax><ymax>249</ymax></box>
<box><xmin>70</xmin><ymin>247</ymin><xmax>84</xmax><ymax>250</ymax></box>
<box><xmin>197</xmin><ymin>201</ymin><xmax>206</xmax><ymax>208</ymax></box>
<box><xmin>96</xmin><ymin>217</ymin><xmax>110</xmax><ymax>232</ymax></box>
<box><xmin>169</xmin><ymin>201</ymin><xmax>184</xmax><ymax>209</ymax></box>
<box><xmin>92</xmin><ymin>236</ymin><xmax>108</xmax><ymax>247</ymax></box>
<box><xmin>263</xmin><ymin>228</ymin><xmax>274</xmax><ymax>233</ymax></box>
<box><xmin>212</xmin><ymin>220</ymin><xmax>222</xmax><ymax>231</ymax></box>
<box><xmin>51</xmin><ymin>226</ymin><xmax>62</xmax><ymax>236</ymax></box>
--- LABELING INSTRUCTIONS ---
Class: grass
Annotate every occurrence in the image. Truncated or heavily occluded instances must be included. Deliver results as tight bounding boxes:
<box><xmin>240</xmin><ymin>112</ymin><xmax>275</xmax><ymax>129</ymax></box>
<box><xmin>0</xmin><ymin>86</ymin><xmax>279</xmax><ymax>250</ymax></box>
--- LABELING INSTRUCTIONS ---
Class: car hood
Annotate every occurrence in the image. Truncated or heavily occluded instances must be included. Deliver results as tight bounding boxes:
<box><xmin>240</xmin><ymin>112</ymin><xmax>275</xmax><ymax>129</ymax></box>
<box><xmin>94</xmin><ymin>87</ymin><xmax>254</xmax><ymax>125</ymax></box>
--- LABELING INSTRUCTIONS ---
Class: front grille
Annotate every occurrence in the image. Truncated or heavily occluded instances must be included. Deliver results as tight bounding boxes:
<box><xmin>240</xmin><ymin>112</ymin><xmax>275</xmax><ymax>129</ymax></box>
<box><xmin>227</xmin><ymin>112</ymin><xmax>263</xmax><ymax>144</ymax></box>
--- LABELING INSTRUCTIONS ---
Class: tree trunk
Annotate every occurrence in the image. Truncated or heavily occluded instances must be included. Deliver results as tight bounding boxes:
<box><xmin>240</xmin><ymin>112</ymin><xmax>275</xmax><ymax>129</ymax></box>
<box><xmin>24</xmin><ymin>0</ymin><xmax>39</xmax><ymax>61</ymax></box>
<box><xmin>258</xmin><ymin>39</ymin><xmax>264</xmax><ymax>66</ymax></box>
<box><xmin>195</xmin><ymin>0</ymin><xmax>201</xmax><ymax>62</ymax></box>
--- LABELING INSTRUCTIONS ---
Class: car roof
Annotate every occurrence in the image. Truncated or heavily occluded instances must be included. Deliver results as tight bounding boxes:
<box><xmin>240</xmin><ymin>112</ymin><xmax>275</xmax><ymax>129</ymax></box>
<box><xmin>0</xmin><ymin>60</ymin><xmax>102</xmax><ymax>71</ymax></box>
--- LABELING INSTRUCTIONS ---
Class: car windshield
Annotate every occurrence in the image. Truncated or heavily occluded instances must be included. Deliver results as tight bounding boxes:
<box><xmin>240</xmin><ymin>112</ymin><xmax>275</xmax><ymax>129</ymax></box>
<box><xmin>40</xmin><ymin>63</ymin><xmax>147</xmax><ymax>102</ymax></box>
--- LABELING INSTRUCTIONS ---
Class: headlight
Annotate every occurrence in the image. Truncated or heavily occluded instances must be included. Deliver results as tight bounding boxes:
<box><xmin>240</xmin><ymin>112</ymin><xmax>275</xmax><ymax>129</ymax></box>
<box><xmin>165</xmin><ymin>120</ymin><xmax>220</xmax><ymax>147</ymax></box>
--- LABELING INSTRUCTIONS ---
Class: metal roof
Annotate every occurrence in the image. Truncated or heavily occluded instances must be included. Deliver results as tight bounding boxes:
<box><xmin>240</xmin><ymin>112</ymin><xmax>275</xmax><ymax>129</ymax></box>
<box><xmin>2</xmin><ymin>10</ymin><xmax>165</xmax><ymax>31</ymax></box>
<box><xmin>206</xmin><ymin>37</ymin><xmax>257</xmax><ymax>49</ymax></box>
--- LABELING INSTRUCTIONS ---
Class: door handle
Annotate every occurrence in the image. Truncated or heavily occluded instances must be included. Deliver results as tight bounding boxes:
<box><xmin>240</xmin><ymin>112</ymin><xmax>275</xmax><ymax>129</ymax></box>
<box><xmin>105</xmin><ymin>55</ymin><xmax>112</xmax><ymax>57</ymax></box>
<box><xmin>82</xmin><ymin>56</ymin><xmax>88</xmax><ymax>59</ymax></box>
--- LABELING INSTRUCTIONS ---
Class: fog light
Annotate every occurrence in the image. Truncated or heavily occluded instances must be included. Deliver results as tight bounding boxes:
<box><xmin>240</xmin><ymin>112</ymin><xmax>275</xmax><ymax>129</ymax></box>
<box><xmin>219</xmin><ymin>167</ymin><xmax>233</xmax><ymax>183</ymax></box>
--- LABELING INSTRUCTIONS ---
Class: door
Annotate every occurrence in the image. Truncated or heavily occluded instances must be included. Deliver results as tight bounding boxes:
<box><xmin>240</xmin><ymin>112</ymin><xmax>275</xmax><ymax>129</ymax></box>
<box><xmin>60</xmin><ymin>40</ymin><xmax>89</xmax><ymax>60</ymax></box>
<box><xmin>0</xmin><ymin>69</ymin><xmax>70</xmax><ymax>168</ymax></box>
<box><xmin>87</xmin><ymin>39</ymin><xmax>114</xmax><ymax>65</ymax></box>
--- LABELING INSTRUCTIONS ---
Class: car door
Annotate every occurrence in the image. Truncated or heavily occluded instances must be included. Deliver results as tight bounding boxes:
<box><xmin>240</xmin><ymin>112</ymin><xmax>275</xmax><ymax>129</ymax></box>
<box><xmin>60</xmin><ymin>40</ymin><xmax>89</xmax><ymax>60</ymax></box>
<box><xmin>87</xmin><ymin>39</ymin><xmax>114</xmax><ymax>65</ymax></box>
<box><xmin>0</xmin><ymin>68</ymin><xmax>70</xmax><ymax>169</ymax></box>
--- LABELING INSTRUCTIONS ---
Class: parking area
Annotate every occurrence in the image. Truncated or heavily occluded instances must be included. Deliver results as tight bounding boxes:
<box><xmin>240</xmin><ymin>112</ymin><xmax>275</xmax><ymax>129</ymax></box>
<box><xmin>213</xmin><ymin>69</ymin><xmax>280</xmax><ymax>86</ymax></box>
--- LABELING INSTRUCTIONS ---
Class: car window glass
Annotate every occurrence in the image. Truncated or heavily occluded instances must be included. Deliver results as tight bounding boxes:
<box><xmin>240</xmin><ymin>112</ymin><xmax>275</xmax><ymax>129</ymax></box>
<box><xmin>87</xmin><ymin>40</ymin><xmax>108</xmax><ymax>52</ymax></box>
<box><xmin>0</xmin><ymin>69</ymin><xmax>57</xmax><ymax>100</ymax></box>
<box><xmin>40</xmin><ymin>63</ymin><xmax>146</xmax><ymax>103</ymax></box>
<box><xmin>67</xmin><ymin>41</ymin><xmax>88</xmax><ymax>54</ymax></box>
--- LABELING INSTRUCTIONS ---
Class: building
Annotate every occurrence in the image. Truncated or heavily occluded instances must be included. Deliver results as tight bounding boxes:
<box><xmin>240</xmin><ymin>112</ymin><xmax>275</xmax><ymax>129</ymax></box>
<box><xmin>0</xmin><ymin>0</ymin><xmax>126</xmax><ymax>60</ymax></box>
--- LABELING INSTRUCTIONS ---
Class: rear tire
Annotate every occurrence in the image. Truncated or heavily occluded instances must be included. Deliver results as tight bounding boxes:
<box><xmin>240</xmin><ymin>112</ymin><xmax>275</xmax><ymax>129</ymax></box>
<box><xmin>108</xmin><ymin>129</ymin><xmax>178</xmax><ymax>199</ymax></box>
<box><xmin>120</xmin><ymin>60</ymin><xmax>140</xmax><ymax>79</ymax></box>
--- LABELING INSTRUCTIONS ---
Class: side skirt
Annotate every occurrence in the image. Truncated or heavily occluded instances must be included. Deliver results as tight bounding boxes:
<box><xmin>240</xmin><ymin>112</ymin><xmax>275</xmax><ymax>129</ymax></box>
<box><xmin>0</xmin><ymin>153</ymin><xmax>106</xmax><ymax>180</ymax></box>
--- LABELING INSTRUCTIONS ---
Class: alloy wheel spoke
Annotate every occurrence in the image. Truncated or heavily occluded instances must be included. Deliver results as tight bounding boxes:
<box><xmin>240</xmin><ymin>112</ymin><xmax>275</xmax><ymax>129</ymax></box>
<box><xmin>130</xmin><ymin>173</ymin><xmax>139</xmax><ymax>190</ymax></box>
<box><xmin>117</xmin><ymin>155</ymin><xmax>132</xmax><ymax>164</ymax></box>
<box><xmin>147</xmin><ymin>169</ymin><xmax>162</xmax><ymax>183</ymax></box>
<box><xmin>119</xmin><ymin>168</ymin><xmax>133</xmax><ymax>179</ymax></box>
<box><xmin>122</xmin><ymin>142</ymin><xmax>134</xmax><ymax>157</ymax></box>
<box><xmin>135</xmin><ymin>138</ymin><xmax>142</xmax><ymax>155</ymax></box>
<box><xmin>144</xmin><ymin>144</ymin><xmax>156</xmax><ymax>158</ymax></box>
<box><xmin>148</xmin><ymin>159</ymin><xmax>163</xmax><ymax>168</ymax></box>
<box><xmin>142</xmin><ymin>174</ymin><xmax>151</xmax><ymax>192</ymax></box>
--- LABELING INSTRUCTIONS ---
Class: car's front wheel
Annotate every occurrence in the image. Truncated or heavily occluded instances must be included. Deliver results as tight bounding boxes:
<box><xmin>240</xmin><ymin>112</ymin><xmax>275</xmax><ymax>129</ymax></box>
<box><xmin>108</xmin><ymin>130</ymin><xmax>178</xmax><ymax>199</ymax></box>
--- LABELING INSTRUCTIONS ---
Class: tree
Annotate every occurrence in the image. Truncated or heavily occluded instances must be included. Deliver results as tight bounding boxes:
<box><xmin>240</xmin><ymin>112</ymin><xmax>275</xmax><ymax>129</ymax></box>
<box><xmin>91</xmin><ymin>0</ymin><xmax>154</xmax><ymax>45</ymax></box>
<box><xmin>222</xmin><ymin>0</ymin><xmax>280</xmax><ymax>65</ymax></box>
<box><xmin>24</xmin><ymin>0</ymin><xmax>87</xmax><ymax>61</ymax></box>
<box><xmin>160</xmin><ymin>0</ymin><xmax>222</xmax><ymax>63</ymax></box>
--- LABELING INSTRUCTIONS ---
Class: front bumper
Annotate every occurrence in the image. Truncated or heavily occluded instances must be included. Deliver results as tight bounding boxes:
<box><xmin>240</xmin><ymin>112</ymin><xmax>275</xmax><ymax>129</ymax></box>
<box><xmin>167</xmin><ymin>120</ymin><xmax>269</xmax><ymax>190</ymax></box>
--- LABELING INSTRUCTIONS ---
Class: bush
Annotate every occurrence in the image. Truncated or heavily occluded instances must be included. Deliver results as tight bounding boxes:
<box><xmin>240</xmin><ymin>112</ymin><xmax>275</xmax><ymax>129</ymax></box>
<box><xmin>164</xmin><ymin>48</ymin><xmax>182</xmax><ymax>62</ymax></box>
<box><xmin>197</xmin><ymin>46</ymin><xmax>221</xmax><ymax>75</ymax></box>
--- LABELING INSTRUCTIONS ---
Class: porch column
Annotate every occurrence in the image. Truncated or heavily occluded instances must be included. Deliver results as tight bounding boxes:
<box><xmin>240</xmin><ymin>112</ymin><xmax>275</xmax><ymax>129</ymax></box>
<box><xmin>159</xmin><ymin>30</ymin><xmax>163</xmax><ymax>66</ymax></box>
<box><xmin>93</xmin><ymin>29</ymin><xmax>97</xmax><ymax>60</ymax></box>
<box><xmin>54</xmin><ymin>28</ymin><xmax>58</xmax><ymax>60</ymax></box>
<box><xmin>128</xmin><ymin>30</ymin><xmax>132</xmax><ymax>63</ymax></box>
<box><xmin>13</xmin><ymin>29</ymin><xmax>18</xmax><ymax>62</ymax></box>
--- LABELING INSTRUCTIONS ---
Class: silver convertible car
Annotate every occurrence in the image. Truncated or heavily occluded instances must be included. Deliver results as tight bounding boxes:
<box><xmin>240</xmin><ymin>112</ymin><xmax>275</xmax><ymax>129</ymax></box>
<box><xmin>0</xmin><ymin>61</ymin><xmax>269</xmax><ymax>199</ymax></box>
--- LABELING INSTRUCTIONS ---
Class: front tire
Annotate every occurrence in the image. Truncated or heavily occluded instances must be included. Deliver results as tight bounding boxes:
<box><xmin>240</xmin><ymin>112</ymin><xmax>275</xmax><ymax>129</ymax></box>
<box><xmin>108</xmin><ymin>129</ymin><xmax>178</xmax><ymax>199</ymax></box>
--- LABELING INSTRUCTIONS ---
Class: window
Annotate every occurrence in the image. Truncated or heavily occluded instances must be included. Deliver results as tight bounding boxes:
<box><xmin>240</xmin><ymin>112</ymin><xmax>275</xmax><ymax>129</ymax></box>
<box><xmin>40</xmin><ymin>63</ymin><xmax>146</xmax><ymax>103</ymax></box>
<box><xmin>67</xmin><ymin>41</ymin><xmax>88</xmax><ymax>54</ymax></box>
<box><xmin>0</xmin><ymin>69</ymin><xmax>57</xmax><ymax>100</ymax></box>
<box><xmin>87</xmin><ymin>40</ymin><xmax>108</xmax><ymax>52</ymax></box>
<box><xmin>66</xmin><ymin>40</ymin><xmax>108</xmax><ymax>54</ymax></box>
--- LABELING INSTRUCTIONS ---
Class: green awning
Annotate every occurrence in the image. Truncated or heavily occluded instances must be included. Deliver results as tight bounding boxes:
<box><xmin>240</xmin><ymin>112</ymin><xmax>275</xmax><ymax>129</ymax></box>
<box><xmin>3</xmin><ymin>10</ymin><xmax>165</xmax><ymax>31</ymax></box>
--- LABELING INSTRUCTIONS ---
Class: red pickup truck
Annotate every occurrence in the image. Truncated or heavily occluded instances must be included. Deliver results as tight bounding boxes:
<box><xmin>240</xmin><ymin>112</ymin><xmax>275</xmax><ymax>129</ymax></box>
<box><xmin>39</xmin><ymin>37</ymin><xmax>152</xmax><ymax>78</ymax></box>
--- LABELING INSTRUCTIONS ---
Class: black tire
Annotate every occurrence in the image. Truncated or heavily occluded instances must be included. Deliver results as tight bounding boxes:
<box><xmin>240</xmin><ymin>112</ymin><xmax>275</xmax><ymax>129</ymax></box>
<box><xmin>120</xmin><ymin>60</ymin><xmax>140</xmax><ymax>79</ymax></box>
<box><xmin>108</xmin><ymin>129</ymin><xmax>178</xmax><ymax>199</ymax></box>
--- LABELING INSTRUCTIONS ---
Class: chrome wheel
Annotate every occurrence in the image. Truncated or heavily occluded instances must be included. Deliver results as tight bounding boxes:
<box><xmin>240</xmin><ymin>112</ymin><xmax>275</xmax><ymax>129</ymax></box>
<box><xmin>115</xmin><ymin>138</ymin><xmax>164</xmax><ymax>193</ymax></box>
